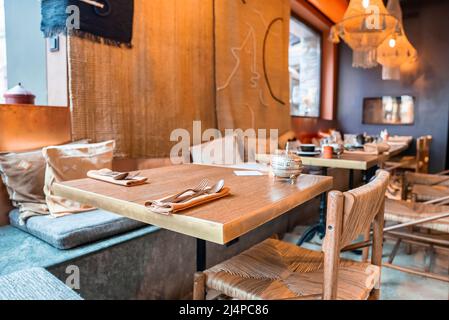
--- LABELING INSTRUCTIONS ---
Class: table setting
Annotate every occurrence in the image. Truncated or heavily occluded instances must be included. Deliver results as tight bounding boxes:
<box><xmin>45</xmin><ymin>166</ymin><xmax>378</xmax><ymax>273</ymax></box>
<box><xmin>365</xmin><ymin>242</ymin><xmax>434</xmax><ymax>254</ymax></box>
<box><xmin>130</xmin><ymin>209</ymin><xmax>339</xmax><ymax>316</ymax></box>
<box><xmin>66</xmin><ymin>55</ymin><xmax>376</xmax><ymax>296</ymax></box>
<box><xmin>283</xmin><ymin>131</ymin><xmax>403</xmax><ymax>159</ymax></box>
<box><xmin>86</xmin><ymin>169</ymin><xmax>232</xmax><ymax>215</ymax></box>
<box><xmin>145</xmin><ymin>179</ymin><xmax>231</xmax><ymax>215</ymax></box>
<box><xmin>87</xmin><ymin>169</ymin><xmax>148</xmax><ymax>187</ymax></box>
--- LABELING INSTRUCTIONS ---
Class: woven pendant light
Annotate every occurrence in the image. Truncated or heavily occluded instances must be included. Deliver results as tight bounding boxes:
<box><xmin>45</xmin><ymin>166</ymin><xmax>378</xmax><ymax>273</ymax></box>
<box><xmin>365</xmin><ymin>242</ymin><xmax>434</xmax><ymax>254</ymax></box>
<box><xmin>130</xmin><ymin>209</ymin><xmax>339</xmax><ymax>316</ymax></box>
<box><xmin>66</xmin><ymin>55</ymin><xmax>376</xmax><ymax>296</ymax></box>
<box><xmin>330</xmin><ymin>0</ymin><xmax>399</xmax><ymax>68</ymax></box>
<box><xmin>377</xmin><ymin>0</ymin><xmax>418</xmax><ymax>80</ymax></box>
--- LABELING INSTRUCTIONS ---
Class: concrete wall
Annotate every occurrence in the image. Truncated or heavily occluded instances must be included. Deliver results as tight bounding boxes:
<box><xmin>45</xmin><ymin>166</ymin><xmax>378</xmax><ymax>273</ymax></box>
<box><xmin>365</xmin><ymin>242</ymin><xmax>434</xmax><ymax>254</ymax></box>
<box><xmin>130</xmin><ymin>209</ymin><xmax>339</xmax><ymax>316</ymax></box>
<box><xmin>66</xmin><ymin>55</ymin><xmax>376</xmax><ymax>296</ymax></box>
<box><xmin>4</xmin><ymin>0</ymin><xmax>47</xmax><ymax>105</ymax></box>
<box><xmin>337</xmin><ymin>0</ymin><xmax>449</xmax><ymax>172</ymax></box>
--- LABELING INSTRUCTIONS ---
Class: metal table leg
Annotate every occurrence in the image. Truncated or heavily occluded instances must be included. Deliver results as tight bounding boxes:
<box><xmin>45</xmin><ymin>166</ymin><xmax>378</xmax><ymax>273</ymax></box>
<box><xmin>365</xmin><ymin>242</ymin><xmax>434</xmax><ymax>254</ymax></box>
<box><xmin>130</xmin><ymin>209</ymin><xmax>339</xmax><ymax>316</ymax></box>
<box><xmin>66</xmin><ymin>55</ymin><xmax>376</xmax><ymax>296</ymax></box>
<box><xmin>297</xmin><ymin>167</ymin><xmax>328</xmax><ymax>246</ymax></box>
<box><xmin>349</xmin><ymin>169</ymin><xmax>354</xmax><ymax>190</ymax></box>
<box><xmin>364</xmin><ymin>166</ymin><xmax>379</xmax><ymax>184</ymax></box>
<box><xmin>196</xmin><ymin>239</ymin><xmax>206</xmax><ymax>272</ymax></box>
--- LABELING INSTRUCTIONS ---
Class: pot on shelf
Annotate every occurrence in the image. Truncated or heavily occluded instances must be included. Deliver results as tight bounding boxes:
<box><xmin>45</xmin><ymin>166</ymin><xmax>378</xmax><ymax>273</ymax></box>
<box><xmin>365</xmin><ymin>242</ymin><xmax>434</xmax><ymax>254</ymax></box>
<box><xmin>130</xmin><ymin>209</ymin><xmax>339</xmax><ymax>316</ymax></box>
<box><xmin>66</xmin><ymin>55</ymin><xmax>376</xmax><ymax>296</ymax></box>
<box><xmin>3</xmin><ymin>83</ymin><xmax>36</xmax><ymax>105</ymax></box>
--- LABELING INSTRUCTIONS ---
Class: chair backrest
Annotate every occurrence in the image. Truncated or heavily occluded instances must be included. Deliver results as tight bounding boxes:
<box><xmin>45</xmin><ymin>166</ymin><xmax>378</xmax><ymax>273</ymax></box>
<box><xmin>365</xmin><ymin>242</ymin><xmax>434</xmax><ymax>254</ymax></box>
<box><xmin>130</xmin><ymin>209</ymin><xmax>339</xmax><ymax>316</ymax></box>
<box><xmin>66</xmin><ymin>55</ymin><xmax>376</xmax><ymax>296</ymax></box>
<box><xmin>322</xmin><ymin>170</ymin><xmax>390</xmax><ymax>299</ymax></box>
<box><xmin>416</xmin><ymin>135</ymin><xmax>432</xmax><ymax>173</ymax></box>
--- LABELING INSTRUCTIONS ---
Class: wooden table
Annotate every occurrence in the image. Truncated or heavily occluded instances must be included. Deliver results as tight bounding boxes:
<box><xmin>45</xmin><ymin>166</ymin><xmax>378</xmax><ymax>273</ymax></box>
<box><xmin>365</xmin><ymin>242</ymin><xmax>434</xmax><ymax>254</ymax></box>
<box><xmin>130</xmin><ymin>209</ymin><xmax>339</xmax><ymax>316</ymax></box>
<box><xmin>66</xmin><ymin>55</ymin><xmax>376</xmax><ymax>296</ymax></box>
<box><xmin>300</xmin><ymin>153</ymin><xmax>381</xmax><ymax>171</ymax></box>
<box><xmin>296</xmin><ymin>142</ymin><xmax>410</xmax><ymax>244</ymax></box>
<box><xmin>385</xmin><ymin>142</ymin><xmax>410</xmax><ymax>158</ymax></box>
<box><xmin>53</xmin><ymin>164</ymin><xmax>333</xmax><ymax>271</ymax></box>
<box><xmin>299</xmin><ymin>143</ymin><xmax>409</xmax><ymax>170</ymax></box>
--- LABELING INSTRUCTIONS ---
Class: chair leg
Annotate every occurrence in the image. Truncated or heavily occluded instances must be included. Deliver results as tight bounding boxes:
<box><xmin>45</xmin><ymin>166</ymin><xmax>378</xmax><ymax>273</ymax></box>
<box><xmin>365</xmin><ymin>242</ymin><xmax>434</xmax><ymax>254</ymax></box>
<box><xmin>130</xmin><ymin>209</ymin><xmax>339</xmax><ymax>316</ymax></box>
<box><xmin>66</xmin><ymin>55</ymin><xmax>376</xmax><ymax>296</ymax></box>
<box><xmin>388</xmin><ymin>239</ymin><xmax>402</xmax><ymax>264</ymax></box>
<box><xmin>405</xmin><ymin>227</ymin><xmax>413</xmax><ymax>254</ymax></box>
<box><xmin>425</xmin><ymin>245</ymin><xmax>435</xmax><ymax>273</ymax></box>
<box><xmin>368</xmin><ymin>289</ymin><xmax>380</xmax><ymax>300</ymax></box>
<box><xmin>193</xmin><ymin>272</ymin><xmax>206</xmax><ymax>300</ymax></box>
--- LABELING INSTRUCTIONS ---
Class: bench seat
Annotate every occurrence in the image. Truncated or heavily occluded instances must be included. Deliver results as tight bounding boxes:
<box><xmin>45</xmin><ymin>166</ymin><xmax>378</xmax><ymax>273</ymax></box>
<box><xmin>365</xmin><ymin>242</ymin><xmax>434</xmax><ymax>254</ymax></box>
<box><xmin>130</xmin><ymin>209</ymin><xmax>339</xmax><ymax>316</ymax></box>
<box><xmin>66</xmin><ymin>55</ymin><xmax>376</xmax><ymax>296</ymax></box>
<box><xmin>9</xmin><ymin>209</ymin><xmax>146</xmax><ymax>250</ymax></box>
<box><xmin>0</xmin><ymin>268</ymin><xmax>82</xmax><ymax>300</ymax></box>
<box><xmin>0</xmin><ymin>223</ymin><xmax>159</xmax><ymax>277</ymax></box>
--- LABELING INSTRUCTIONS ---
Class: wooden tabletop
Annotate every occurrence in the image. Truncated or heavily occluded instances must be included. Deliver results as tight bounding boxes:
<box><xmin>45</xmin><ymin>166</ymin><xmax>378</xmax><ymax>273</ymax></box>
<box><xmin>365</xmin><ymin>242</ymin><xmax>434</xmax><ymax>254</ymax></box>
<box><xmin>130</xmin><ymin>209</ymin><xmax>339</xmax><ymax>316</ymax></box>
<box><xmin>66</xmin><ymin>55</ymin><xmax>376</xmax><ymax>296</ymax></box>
<box><xmin>385</xmin><ymin>142</ymin><xmax>410</xmax><ymax>158</ymax></box>
<box><xmin>53</xmin><ymin>164</ymin><xmax>333</xmax><ymax>245</ymax></box>
<box><xmin>299</xmin><ymin>153</ymin><xmax>381</xmax><ymax>170</ymax></box>
<box><xmin>297</xmin><ymin>143</ymin><xmax>409</xmax><ymax>170</ymax></box>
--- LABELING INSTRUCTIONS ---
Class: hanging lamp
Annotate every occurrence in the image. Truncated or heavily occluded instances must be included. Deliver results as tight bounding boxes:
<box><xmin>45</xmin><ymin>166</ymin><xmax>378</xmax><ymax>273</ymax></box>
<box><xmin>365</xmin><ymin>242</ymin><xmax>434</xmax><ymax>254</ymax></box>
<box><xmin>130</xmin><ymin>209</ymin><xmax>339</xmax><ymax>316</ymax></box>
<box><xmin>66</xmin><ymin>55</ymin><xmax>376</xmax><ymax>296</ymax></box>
<box><xmin>377</xmin><ymin>0</ymin><xmax>418</xmax><ymax>80</ymax></box>
<box><xmin>330</xmin><ymin>0</ymin><xmax>399</xmax><ymax>68</ymax></box>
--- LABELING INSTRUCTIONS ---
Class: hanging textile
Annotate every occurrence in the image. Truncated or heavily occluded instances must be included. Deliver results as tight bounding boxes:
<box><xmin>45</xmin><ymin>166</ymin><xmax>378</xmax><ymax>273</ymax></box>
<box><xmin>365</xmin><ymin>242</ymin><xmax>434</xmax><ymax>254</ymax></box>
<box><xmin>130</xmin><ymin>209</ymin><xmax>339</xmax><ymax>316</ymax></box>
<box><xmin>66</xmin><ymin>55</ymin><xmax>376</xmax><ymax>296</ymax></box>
<box><xmin>41</xmin><ymin>0</ymin><xmax>134</xmax><ymax>47</ymax></box>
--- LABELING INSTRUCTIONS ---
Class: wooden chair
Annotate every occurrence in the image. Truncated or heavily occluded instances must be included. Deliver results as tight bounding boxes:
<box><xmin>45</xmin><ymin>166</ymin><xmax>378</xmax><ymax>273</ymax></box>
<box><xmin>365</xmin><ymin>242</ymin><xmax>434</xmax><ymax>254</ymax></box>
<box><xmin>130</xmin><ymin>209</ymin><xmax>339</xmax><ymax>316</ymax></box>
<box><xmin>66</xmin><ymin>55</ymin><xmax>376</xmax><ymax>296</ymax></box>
<box><xmin>385</xmin><ymin>136</ymin><xmax>432</xmax><ymax>174</ymax></box>
<box><xmin>383</xmin><ymin>196</ymin><xmax>449</xmax><ymax>283</ymax></box>
<box><xmin>193</xmin><ymin>170</ymin><xmax>390</xmax><ymax>300</ymax></box>
<box><xmin>404</xmin><ymin>171</ymin><xmax>449</xmax><ymax>203</ymax></box>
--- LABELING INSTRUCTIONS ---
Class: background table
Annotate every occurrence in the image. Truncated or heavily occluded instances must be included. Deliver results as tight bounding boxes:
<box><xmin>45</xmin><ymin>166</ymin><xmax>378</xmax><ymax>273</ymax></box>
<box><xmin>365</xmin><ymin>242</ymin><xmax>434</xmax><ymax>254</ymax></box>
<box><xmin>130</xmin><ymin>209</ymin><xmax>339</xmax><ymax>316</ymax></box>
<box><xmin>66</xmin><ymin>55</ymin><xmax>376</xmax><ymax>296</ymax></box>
<box><xmin>296</xmin><ymin>142</ymin><xmax>410</xmax><ymax>244</ymax></box>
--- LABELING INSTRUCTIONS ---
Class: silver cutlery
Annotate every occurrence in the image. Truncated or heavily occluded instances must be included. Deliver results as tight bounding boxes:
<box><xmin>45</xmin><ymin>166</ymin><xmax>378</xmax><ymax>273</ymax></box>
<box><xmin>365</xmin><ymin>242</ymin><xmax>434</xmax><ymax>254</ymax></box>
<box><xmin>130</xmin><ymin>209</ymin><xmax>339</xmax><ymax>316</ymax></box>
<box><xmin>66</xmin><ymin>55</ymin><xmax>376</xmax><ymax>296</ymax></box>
<box><xmin>124</xmin><ymin>172</ymin><xmax>141</xmax><ymax>180</ymax></box>
<box><xmin>98</xmin><ymin>171</ymin><xmax>130</xmax><ymax>180</ymax></box>
<box><xmin>175</xmin><ymin>179</ymin><xmax>225</xmax><ymax>203</ymax></box>
<box><xmin>161</xmin><ymin>179</ymin><xmax>209</xmax><ymax>204</ymax></box>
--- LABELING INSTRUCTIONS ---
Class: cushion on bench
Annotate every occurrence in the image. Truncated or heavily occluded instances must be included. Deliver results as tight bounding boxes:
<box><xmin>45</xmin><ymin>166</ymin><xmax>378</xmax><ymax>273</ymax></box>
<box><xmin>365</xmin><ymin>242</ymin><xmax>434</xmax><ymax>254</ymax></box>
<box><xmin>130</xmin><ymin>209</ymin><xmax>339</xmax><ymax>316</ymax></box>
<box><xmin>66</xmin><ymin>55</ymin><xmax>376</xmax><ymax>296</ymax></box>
<box><xmin>10</xmin><ymin>209</ymin><xmax>146</xmax><ymax>250</ymax></box>
<box><xmin>0</xmin><ymin>268</ymin><xmax>82</xmax><ymax>300</ymax></box>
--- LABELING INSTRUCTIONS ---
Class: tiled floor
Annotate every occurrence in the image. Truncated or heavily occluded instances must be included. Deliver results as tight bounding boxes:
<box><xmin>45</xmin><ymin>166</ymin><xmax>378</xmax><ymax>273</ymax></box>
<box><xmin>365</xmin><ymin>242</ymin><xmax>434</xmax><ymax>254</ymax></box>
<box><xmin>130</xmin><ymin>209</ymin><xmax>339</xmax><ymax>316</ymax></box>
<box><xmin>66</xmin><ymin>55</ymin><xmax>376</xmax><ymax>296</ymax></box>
<box><xmin>378</xmin><ymin>242</ymin><xmax>449</xmax><ymax>300</ymax></box>
<box><xmin>284</xmin><ymin>229</ymin><xmax>449</xmax><ymax>300</ymax></box>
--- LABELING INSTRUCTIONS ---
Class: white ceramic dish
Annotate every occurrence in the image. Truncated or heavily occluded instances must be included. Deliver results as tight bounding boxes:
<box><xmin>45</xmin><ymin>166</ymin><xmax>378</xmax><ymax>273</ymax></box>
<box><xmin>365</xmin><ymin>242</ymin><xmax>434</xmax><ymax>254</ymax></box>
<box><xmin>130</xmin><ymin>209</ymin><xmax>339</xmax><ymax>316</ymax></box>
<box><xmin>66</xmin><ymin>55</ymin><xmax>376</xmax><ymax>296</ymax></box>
<box><xmin>296</xmin><ymin>151</ymin><xmax>321</xmax><ymax>156</ymax></box>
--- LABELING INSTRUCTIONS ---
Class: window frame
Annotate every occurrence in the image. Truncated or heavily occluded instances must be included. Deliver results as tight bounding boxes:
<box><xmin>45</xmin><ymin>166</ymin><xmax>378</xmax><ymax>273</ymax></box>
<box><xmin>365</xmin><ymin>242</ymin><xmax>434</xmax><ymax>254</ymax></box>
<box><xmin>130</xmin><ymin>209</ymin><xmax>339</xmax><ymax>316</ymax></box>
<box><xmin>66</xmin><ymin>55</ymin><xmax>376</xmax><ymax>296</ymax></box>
<box><xmin>290</xmin><ymin>0</ymin><xmax>339</xmax><ymax>121</ymax></box>
<box><xmin>289</xmin><ymin>13</ymin><xmax>323</xmax><ymax>119</ymax></box>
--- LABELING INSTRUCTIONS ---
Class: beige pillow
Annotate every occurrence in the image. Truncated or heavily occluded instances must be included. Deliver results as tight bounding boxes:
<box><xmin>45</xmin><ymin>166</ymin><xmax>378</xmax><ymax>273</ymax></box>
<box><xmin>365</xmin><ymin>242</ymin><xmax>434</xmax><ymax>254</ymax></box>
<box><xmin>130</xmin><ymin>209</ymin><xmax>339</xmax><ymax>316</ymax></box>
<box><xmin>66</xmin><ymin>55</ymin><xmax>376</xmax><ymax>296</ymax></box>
<box><xmin>244</xmin><ymin>137</ymin><xmax>278</xmax><ymax>163</ymax></box>
<box><xmin>0</xmin><ymin>150</ymin><xmax>49</xmax><ymax>224</ymax></box>
<box><xmin>43</xmin><ymin>140</ymin><xmax>115</xmax><ymax>217</ymax></box>
<box><xmin>190</xmin><ymin>135</ymin><xmax>243</xmax><ymax>165</ymax></box>
<box><xmin>0</xmin><ymin>140</ymin><xmax>89</xmax><ymax>224</ymax></box>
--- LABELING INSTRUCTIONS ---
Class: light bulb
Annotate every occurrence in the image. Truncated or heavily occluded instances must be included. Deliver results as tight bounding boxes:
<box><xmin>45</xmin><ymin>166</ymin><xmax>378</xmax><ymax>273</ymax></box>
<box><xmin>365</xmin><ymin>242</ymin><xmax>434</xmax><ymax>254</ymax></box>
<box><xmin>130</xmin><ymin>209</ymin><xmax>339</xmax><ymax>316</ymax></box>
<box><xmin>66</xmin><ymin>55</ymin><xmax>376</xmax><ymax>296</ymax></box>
<box><xmin>362</xmin><ymin>0</ymin><xmax>370</xmax><ymax>9</ymax></box>
<box><xmin>389</xmin><ymin>38</ymin><xmax>396</xmax><ymax>48</ymax></box>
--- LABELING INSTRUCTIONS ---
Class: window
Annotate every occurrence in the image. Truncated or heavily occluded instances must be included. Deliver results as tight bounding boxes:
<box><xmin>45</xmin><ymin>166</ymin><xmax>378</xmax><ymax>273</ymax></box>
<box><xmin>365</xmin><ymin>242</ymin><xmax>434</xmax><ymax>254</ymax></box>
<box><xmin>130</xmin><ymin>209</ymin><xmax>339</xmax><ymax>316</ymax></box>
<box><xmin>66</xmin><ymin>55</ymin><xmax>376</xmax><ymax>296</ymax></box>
<box><xmin>289</xmin><ymin>17</ymin><xmax>322</xmax><ymax>118</ymax></box>
<box><xmin>0</xmin><ymin>0</ymin><xmax>7</xmax><ymax>99</ymax></box>
<box><xmin>0</xmin><ymin>0</ymin><xmax>67</xmax><ymax>106</ymax></box>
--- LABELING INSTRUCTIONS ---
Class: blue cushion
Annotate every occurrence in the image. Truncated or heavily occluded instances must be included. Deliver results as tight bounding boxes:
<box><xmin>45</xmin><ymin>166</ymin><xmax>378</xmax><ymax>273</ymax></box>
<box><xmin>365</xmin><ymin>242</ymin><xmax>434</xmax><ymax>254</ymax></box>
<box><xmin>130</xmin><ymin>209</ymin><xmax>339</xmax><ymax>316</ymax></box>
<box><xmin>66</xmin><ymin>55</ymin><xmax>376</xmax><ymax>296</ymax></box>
<box><xmin>0</xmin><ymin>268</ymin><xmax>82</xmax><ymax>300</ymax></box>
<box><xmin>9</xmin><ymin>209</ymin><xmax>146</xmax><ymax>250</ymax></box>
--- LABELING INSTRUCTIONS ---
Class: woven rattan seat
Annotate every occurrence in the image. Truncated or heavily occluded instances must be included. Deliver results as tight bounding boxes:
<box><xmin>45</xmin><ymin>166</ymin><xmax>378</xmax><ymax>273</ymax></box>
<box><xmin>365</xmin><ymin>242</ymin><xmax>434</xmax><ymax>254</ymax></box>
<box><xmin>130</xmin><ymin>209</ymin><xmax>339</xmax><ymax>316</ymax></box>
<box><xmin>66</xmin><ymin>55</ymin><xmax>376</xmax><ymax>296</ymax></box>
<box><xmin>194</xmin><ymin>171</ymin><xmax>390</xmax><ymax>300</ymax></box>
<box><xmin>405</xmin><ymin>172</ymin><xmax>449</xmax><ymax>187</ymax></box>
<box><xmin>204</xmin><ymin>239</ymin><xmax>380</xmax><ymax>300</ymax></box>
<box><xmin>412</xmin><ymin>184</ymin><xmax>449</xmax><ymax>202</ymax></box>
<box><xmin>385</xmin><ymin>199</ymin><xmax>449</xmax><ymax>233</ymax></box>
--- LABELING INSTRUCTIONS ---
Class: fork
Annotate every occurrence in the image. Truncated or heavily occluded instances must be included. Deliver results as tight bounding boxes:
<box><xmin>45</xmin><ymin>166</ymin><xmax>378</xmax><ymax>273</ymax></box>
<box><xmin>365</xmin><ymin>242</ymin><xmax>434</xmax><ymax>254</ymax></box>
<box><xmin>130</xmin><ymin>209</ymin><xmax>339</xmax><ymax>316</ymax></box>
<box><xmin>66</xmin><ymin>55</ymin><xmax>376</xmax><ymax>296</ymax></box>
<box><xmin>97</xmin><ymin>170</ymin><xmax>130</xmax><ymax>180</ymax></box>
<box><xmin>161</xmin><ymin>179</ymin><xmax>209</xmax><ymax>203</ymax></box>
<box><xmin>124</xmin><ymin>172</ymin><xmax>142</xmax><ymax>180</ymax></box>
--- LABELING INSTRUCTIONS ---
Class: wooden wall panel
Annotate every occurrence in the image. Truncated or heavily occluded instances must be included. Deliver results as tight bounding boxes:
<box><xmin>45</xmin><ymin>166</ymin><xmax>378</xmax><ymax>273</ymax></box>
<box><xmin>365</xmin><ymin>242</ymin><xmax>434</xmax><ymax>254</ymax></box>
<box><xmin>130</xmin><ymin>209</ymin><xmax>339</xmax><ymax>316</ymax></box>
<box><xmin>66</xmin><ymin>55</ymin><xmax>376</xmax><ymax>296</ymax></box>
<box><xmin>0</xmin><ymin>105</ymin><xmax>71</xmax><ymax>153</ymax></box>
<box><xmin>68</xmin><ymin>0</ymin><xmax>216</xmax><ymax>158</ymax></box>
<box><xmin>215</xmin><ymin>0</ymin><xmax>291</xmax><ymax>134</ymax></box>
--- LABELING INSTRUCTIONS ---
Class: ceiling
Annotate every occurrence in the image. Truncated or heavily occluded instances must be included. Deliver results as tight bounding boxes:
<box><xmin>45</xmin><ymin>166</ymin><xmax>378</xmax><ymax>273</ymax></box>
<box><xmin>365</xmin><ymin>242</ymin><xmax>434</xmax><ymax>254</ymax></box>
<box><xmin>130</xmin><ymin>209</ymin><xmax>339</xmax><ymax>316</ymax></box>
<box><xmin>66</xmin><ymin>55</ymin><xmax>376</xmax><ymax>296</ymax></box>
<box><xmin>306</xmin><ymin>0</ymin><xmax>349</xmax><ymax>23</ymax></box>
